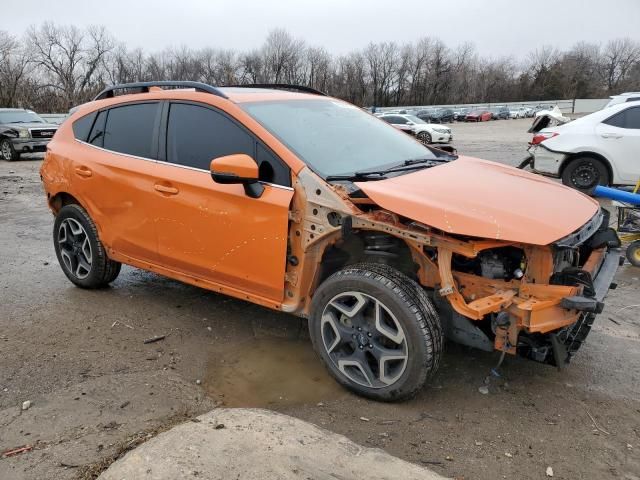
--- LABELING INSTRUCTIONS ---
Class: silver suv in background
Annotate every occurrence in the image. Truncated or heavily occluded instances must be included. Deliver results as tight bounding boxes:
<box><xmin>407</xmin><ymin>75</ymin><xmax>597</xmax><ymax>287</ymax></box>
<box><xmin>0</xmin><ymin>108</ymin><xmax>58</xmax><ymax>161</ymax></box>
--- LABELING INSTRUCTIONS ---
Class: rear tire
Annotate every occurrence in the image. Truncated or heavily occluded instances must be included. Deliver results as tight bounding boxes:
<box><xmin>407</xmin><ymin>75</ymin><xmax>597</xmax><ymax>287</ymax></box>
<box><xmin>0</xmin><ymin>138</ymin><xmax>19</xmax><ymax>161</ymax></box>
<box><xmin>561</xmin><ymin>157</ymin><xmax>610</xmax><ymax>192</ymax></box>
<box><xmin>627</xmin><ymin>240</ymin><xmax>640</xmax><ymax>267</ymax></box>
<box><xmin>309</xmin><ymin>264</ymin><xmax>443</xmax><ymax>402</ymax></box>
<box><xmin>53</xmin><ymin>204</ymin><xmax>122</xmax><ymax>288</ymax></box>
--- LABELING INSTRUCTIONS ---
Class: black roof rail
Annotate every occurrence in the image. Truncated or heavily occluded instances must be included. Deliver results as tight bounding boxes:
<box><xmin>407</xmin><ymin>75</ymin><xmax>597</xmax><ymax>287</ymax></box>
<box><xmin>223</xmin><ymin>83</ymin><xmax>328</xmax><ymax>96</ymax></box>
<box><xmin>94</xmin><ymin>81</ymin><xmax>229</xmax><ymax>101</ymax></box>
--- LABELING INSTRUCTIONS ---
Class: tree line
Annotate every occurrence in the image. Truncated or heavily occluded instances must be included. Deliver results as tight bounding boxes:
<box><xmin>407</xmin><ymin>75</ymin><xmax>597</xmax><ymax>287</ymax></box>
<box><xmin>1</xmin><ymin>23</ymin><xmax>639</xmax><ymax>113</ymax></box>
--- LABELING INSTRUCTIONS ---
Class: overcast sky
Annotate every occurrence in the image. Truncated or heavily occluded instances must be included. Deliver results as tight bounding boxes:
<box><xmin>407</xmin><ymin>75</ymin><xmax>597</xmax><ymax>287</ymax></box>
<box><xmin>6</xmin><ymin>0</ymin><xmax>640</xmax><ymax>58</ymax></box>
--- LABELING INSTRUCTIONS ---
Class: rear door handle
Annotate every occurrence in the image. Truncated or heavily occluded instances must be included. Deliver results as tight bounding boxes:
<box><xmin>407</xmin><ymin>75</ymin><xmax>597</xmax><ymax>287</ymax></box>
<box><xmin>601</xmin><ymin>132</ymin><xmax>623</xmax><ymax>139</ymax></box>
<box><xmin>154</xmin><ymin>184</ymin><xmax>179</xmax><ymax>195</ymax></box>
<box><xmin>74</xmin><ymin>166</ymin><xmax>92</xmax><ymax>178</ymax></box>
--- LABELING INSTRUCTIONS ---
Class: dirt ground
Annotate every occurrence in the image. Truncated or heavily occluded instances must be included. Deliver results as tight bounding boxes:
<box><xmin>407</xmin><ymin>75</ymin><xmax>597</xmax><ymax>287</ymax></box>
<box><xmin>1</xmin><ymin>118</ymin><xmax>639</xmax><ymax>480</ymax></box>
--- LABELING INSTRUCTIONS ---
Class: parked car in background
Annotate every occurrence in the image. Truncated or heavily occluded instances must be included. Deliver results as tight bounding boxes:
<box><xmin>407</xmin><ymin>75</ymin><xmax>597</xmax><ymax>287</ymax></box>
<box><xmin>417</xmin><ymin>107</ymin><xmax>454</xmax><ymax>123</ymax></box>
<box><xmin>0</xmin><ymin>108</ymin><xmax>59</xmax><ymax>161</ymax></box>
<box><xmin>380</xmin><ymin>114</ymin><xmax>452</xmax><ymax>144</ymax></box>
<box><xmin>530</xmin><ymin>100</ymin><xmax>640</xmax><ymax>191</ymax></box>
<box><xmin>453</xmin><ymin>107</ymin><xmax>471</xmax><ymax>121</ymax></box>
<box><xmin>604</xmin><ymin>92</ymin><xmax>640</xmax><ymax>109</ymax></box>
<box><xmin>465</xmin><ymin>109</ymin><xmax>492</xmax><ymax>122</ymax></box>
<box><xmin>379</xmin><ymin>114</ymin><xmax>417</xmax><ymax>136</ymax></box>
<box><xmin>533</xmin><ymin>105</ymin><xmax>554</xmax><ymax>116</ymax></box>
<box><xmin>489</xmin><ymin>106</ymin><xmax>510</xmax><ymax>120</ymax></box>
<box><xmin>508</xmin><ymin>106</ymin><xmax>523</xmax><ymax>119</ymax></box>
<box><xmin>522</xmin><ymin>106</ymin><xmax>535</xmax><ymax>118</ymax></box>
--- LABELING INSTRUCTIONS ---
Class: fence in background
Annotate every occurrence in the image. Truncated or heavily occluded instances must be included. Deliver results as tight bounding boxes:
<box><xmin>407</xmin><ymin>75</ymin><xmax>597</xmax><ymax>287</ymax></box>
<box><xmin>376</xmin><ymin>98</ymin><xmax>610</xmax><ymax>115</ymax></box>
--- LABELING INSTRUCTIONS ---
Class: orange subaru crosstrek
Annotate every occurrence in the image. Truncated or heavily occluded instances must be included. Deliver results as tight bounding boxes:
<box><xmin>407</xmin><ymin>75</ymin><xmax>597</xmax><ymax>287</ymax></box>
<box><xmin>41</xmin><ymin>81</ymin><xmax>621</xmax><ymax>401</ymax></box>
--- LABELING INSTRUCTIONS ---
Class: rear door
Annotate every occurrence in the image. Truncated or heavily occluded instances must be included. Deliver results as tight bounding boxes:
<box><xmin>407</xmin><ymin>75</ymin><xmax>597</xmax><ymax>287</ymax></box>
<box><xmin>151</xmin><ymin>101</ymin><xmax>293</xmax><ymax>302</ymax></box>
<box><xmin>71</xmin><ymin>102</ymin><xmax>162</xmax><ymax>263</ymax></box>
<box><xmin>596</xmin><ymin>106</ymin><xmax>640</xmax><ymax>183</ymax></box>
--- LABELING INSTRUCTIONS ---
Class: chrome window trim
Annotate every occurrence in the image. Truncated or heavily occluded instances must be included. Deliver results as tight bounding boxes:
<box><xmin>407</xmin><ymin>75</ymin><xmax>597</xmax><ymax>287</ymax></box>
<box><xmin>75</xmin><ymin>139</ymin><xmax>294</xmax><ymax>191</ymax></box>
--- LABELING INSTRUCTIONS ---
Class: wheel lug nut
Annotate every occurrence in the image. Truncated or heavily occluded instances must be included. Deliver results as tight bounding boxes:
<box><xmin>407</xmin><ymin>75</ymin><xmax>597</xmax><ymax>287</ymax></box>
<box><xmin>368</xmin><ymin>344</ymin><xmax>373</xmax><ymax>348</ymax></box>
<box><xmin>359</xmin><ymin>345</ymin><xmax>363</xmax><ymax>349</ymax></box>
<box><xmin>367</xmin><ymin>332</ymin><xmax>372</xmax><ymax>337</ymax></box>
<box><xmin>357</xmin><ymin>327</ymin><xmax>362</xmax><ymax>331</ymax></box>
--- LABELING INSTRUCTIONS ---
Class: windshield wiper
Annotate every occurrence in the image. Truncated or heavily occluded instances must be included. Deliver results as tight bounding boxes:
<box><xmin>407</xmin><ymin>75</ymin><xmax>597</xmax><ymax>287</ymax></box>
<box><xmin>326</xmin><ymin>162</ymin><xmax>438</xmax><ymax>182</ymax></box>
<box><xmin>402</xmin><ymin>156</ymin><xmax>452</xmax><ymax>166</ymax></box>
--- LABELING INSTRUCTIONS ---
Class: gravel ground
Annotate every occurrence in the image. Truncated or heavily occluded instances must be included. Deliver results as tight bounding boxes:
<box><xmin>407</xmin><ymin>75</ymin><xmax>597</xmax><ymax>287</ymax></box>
<box><xmin>1</xmin><ymin>119</ymin><xmax>639</xmax><ymax>480</ymax></box>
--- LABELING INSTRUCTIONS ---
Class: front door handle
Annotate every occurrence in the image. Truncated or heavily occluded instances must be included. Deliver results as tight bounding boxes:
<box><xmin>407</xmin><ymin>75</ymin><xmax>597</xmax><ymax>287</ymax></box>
<box><xmin>601</xmin><ymin>132</ymin><xmax>623</xmax><ymax>139</ymax></box>
<box><xmin>74</xmin><ymin>166</ymin><xmax>92</xmax><ymax>178</ymax></box>
<box><xmin>154</xmin><ymin>184</ymin><xmax>179</xmax><ymax>195</ymax></box>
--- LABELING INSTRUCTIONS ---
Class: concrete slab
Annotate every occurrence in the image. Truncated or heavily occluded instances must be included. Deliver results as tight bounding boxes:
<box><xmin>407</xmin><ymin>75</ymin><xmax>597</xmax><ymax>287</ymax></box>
<box><xmin>98</xmin><ymin>408</ymin><xmax>447</xmax><ymax>480</ymax></box>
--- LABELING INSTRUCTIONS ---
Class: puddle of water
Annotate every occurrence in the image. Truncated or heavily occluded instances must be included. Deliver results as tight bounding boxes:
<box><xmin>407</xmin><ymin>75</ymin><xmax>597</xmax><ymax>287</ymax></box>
<box><xmin>205</xmin><ymin>337</ymin><xmax>345</xmax><ymax>408</ymax></box>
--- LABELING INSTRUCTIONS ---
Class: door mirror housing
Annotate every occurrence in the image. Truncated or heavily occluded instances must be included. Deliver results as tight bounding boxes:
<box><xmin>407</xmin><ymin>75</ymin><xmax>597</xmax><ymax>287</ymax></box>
<box><xmin>210</xmin><ymin>154</ymin><xmax>264</xmax><ymax>198</ymax></box>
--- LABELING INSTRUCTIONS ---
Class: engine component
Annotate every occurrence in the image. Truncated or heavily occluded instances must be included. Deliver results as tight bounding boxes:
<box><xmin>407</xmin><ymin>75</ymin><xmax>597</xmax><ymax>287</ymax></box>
<box><xmin>479</xmin><ymin>252</ymin><xmax>506</xmax><ymax>279</ymax></box>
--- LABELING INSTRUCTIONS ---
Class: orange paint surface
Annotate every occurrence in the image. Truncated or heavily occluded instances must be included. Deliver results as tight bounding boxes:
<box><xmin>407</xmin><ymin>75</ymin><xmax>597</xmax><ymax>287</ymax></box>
<box><xmin>357</xmin><ymin>156</ymin><xmax>599</xmax><ymax>245</ymax></box>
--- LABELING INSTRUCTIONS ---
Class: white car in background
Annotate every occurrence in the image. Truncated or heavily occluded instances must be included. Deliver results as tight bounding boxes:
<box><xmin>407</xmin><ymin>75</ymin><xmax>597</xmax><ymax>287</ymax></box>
<box><xmin>530</xmin><ymin>100</ymin><xmax>640</xmax><ymax>191</ymax></box>
<box><xmin>508</xmin><ymin>107</ymin><xmax>522</xmax><ymax>119</ymax></box>
<box><xmin>604</xmin><ymin>92</ymin><xmax>640</xmax><ymax>109</ymax></box>
<box><xmin>379</xmin><ymin>114</ymin><xmax>452</xmax><ymax>144</ymax></box>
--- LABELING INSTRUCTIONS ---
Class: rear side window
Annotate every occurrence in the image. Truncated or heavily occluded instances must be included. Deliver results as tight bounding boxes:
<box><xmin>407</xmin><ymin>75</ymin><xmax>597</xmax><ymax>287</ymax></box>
<box><xmin>603</xmin><ymin>106</ymin><xmax>640</xmax><ymax>129</ymax></box>
<box><xmin>626</xmin><ymin>97</ymin><xmax>640</xmax><ymax>103</ymax></box>
<box><xmin>385</xmin><ymin>116</ymin><xmax>406</xmax><ymax>124</ymax></box>
<box><xmin>102</xmin><ymin>103</ymin><xmax>159</xmax><ymax>158</ymax></box>
<box><xmin>72</xmin><ymin>112</ymin><xmax>97</xmax><ymax>141</ymax></box>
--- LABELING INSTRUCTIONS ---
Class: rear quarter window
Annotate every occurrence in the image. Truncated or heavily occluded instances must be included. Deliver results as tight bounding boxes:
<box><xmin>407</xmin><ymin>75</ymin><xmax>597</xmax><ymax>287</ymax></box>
<box><xmin>72</xmin><ymin>111</ymin><xmax>97</xmax><ymax>142</ymax></box>
<box><xmin>603</xmin><ymin>106</ymin><xmax>640</xmax><ymax>129</ymax></box>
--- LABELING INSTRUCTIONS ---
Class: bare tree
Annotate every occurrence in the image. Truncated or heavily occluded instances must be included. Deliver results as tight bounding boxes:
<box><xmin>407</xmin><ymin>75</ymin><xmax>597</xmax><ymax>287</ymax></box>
<box><xmin>0</xmin><ymin>31</ymin><xmax>32</xmax><ymax>107</ymax></box>
<box><xmin>600</xmin><ymin>38</ymin><xmax>640</xmax><ymax>91</ymax></box>
<box><xmin>27</xmin><ymin>23</ymin><xmax>114</xmax><ymax>108</ymax></box>
<box><xmin>5</xmin><ymin>23</ymin><xmax>640</xmax><ymax>112</ymax></box>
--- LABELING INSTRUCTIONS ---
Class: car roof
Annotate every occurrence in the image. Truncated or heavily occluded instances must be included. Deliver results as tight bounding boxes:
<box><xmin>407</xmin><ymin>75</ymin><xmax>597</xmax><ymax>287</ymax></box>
<box><xmin>218</xmin><ymin>87</ymin><xmax>324</xmax><ymax>103</ymax></box>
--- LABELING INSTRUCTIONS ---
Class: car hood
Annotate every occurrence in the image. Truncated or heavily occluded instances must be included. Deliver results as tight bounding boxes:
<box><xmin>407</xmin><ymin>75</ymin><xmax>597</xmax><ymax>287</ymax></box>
<box><xmin>355</xmin><ymin>157</ymin><xmax>599</xmax><ymax>245</ymax></box>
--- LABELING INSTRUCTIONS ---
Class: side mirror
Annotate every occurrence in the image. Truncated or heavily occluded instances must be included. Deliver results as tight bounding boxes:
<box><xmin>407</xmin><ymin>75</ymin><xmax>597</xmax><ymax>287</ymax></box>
<box><xmin>406</xmin><ymin>121</ymin><xmax>414</xmax><ymax>125</ymax></box>
<box><xmin>210</xmin><ymin>154</ymin><xmax>264</xmax><ymax>198</ymax></box>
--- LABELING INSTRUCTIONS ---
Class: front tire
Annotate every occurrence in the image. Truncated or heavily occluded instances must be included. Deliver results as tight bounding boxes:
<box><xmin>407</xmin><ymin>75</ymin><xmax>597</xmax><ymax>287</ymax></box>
<box><xmin>0</xmin><ymin>138</ymin><xmax>19</xmax><ymax>161</ymax></box>
<box><xmin>309</xmin><ymin>264</ymin><xmax>443</xmax><ymax>402</ymax></box>
<box><xmin>561</xmin><ymin>157</ymin><xmax>610</xmax><ymax>192</ymax></box>
<box><xmin>417</xmin><ymin>131</ymin><xmax>432</xmax><ymax>145</ymax></box>
<box><xmin>53</xmin><ymin>204</ymin><xmax>122</xmax><ymax>288</ymax></box>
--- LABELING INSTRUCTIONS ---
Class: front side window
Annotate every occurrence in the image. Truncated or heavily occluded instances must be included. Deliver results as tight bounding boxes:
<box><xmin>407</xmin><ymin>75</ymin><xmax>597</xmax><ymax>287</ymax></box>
<box><xmin>166</xmin><ymin>102</ymin><xmax>290</xmax><ymax>185</ymax></box>
<box><xmin>603</xmin><ymin>107</ymin><xmax>640</xmax><ymax>129</ymax></box>
<box><xmin>241</xmin><ymin>99</ymin><xmax>438</xmax><ymax>177</ymax></box>
<box><xmin>103</xmin><ymin>103</ymin><xmax>159</xmax><ymax>158</ymax></box>
<box><xmin>166</xmin><ymin>103</ymin><xmax>254</xmax><ymax>171</ymax></box>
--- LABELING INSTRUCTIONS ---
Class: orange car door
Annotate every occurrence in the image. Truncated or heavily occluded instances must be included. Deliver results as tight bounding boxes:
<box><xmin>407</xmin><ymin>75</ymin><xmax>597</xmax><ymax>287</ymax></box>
<box><xmin>152</xmin><ymin>102</ymin><xmax>293</xmax><ymax>303</ymax></box>
<box><xmin>70</xmin><ymin>103</ymin><xmax>162</xmax><ymax>264</ymax></box>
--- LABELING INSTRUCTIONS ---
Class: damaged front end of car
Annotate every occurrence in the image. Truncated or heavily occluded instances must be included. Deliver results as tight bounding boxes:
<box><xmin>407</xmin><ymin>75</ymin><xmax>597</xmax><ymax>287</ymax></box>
<box><xmin>282</xmin><ymin>165</ymin><xmax>622</xmax><ymax>369</ymax></box>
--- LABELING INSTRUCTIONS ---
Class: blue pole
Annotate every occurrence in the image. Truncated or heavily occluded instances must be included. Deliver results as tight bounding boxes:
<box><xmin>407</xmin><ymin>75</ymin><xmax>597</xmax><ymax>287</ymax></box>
<box><xmin>593</xmin><ymin>185</ymin><xmax>640</xmax><ymax>205</ymax></box>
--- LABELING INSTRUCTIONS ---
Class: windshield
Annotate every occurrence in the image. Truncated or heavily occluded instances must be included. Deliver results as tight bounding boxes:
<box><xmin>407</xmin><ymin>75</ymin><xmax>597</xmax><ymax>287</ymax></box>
<box><xmin>241</xmin><ymin>99</ymin><xmax>437</xmax><ymax>177</ymax></box>
<box><xmin>0</xmin><ymin>110</ymin><xmax>45</xmax><ymax>124</ymax></box>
